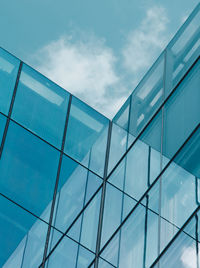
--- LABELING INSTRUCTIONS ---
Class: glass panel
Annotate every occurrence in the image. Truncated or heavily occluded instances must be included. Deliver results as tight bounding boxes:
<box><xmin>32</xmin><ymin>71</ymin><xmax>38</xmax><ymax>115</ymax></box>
<box><xmin>0</xmin><ymin>48</ymin><xmax>20</xmax><ymax>115</ymax></box>
<box><xmin>129</xmin><ymin>53</ymin><xmax>164</xmax><ymax>137</ymax></box>
<box><xmin>118</xmin><ymin>204</ymin><xmax>145</xmax><ymax>267</ymax></box>
<box><xmin>64</xmin><ymin>96</ymin><xmax>109</xmax><ymax>176</ymax></box>
<box><xmin>79</xmin><ymin>189</ymin><xmax>102</xmax><ymax>252</ymax></box>
<box><xmin>52</xmin><ymin>154</ymin><xmax>102</xmax><ymax>237</ymax></box>
<box><xmin>47</xmin><ymin>234</ymin><xmax>78</xmax><ymax>267</ymax></box>
<box><xmin>125</xmin><ymin>139</ymin><xmax>148</xmax><ymax>199</ymax></box>
<box><xmin>108</xmin><ymin>123</ymin><xmax>128</xmax><ymax>174</ymax></box>
<box><xmin>47</xmin><ymin>230</ymin><xmax>95</xmax><ymax>268</ymax></box>
<box><xmin>112</xmin><ymin>96</ymin><xmax>130</xmax><ymax>131</ymax></box>
<box><xmin>100</xmin><ymin>231</ymin><xmax>120</xmax><ymax>267</ymax></box>
<box><xmin>160</xmin><ymin>126</ymin><xmax>200</xmax><ymax>251</ymax></box>
<box><xmin>101</xmin><ymin>183</ymin><xmax>123</xmax><ymax>248</ymax></box>
<box><xmin>165</xmin><ymin>4</ymin><xmax>200</xmax><ymax>97</ymax></box>
<box><xmin>76</xmin><ymin>245</ymin><xmax>95</xmax><ymax>268</ymax></box>
<box><xmin>98</xmin><ymin>258</ymin><xmax>116</xmax><ymax>268</ymax></box>
<box><xmin>12</xmin><ymin>64</ymin><xmax>69</xmax><ymax>148</ymax></box>
<box><xmin>0</xmin><ymin>121</ymin><xmax>60</xmax><ymax>219</ymax></box>
<box><xmin>152</xmin><ymin>217</ymin><xmax>197</xmax><ymax>268</ymax></box>
<box><xmin>163</xmin><ymin>59</ymin><xmax>200</xmax><ymax>160</ymax></box>
<box><xmin>0</xmin><ymin>195</ymin><xmax>47</xmax><ymax>268</ymax></box>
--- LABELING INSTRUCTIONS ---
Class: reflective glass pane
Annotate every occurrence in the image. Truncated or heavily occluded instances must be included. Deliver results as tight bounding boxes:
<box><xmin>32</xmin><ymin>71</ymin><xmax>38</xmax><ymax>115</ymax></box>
<box><xmin>129</xmin><ymin>54</ymin><xmax>164</xmax><ymax>137</ymax></box>
<box><xmin>64</xmin><ymin>96</ymin><xmax>109</xmax><ymax>176</ymax></box>
<box><xmin>165</xmin><ymin>5</ymin><xmax>200</xmax><ymax>97</ymax></box>
<box><xmin>79</xmin><ymin>189</ymin><xmax>102</xmax><ymax>252</ymax></box>
<box><xmin>0</xmin><ymin>48</ymin><xmax>20</xmax><ymax>115</ymax></box>
<box><xmin>53</xmin><ymin>154</ymin><xmax>102</xmax><ymax>237</ymax></box>
<box><xmin>125</xmin><ymin>139</ymin><xmax>148</xmax><ymax>199</ymax></box>
<box><xmin>0</xmin><ymin>121</ymin><xmax>60</xmax><ymax>218</ymax></box>
<box><xmin>101</xmin><ymin>183</ymin><xmax>123</xmax><ymax>248</ymax></box>
<box><xmin>163</xmin><ymin>59</ymin><xmax>200</xmax><ymax>160</ymax></box>
<box><xmin>118</xmin><ymin>204</ymin><xmax>145</xmax><ymax>267</ymax></box>
<box><xmin>153</xmin><ymin>217</ymin><xmax>197</xmax><ymax>268</ymax></box>
<box><xmin>112</xmin><ymin>96</ymin><xmax>130</xmax><ymax>131</ymax></box>
<box><xmin>108</xmin><ymin>123</ymin><xmax>128</xmax><ymax>174</ymax></box>
<box><xmin>47</xmin><ymin>230</ymin><xmax>95</xmax><ymax>268</ymax></box>
<box><xmin>12</xmin><ymin>64</ymin><xmax>69</xmax><ymax>148</ymax></box>
<box><xmin>0</xmin><ymin>195</ymin><xmax>47</xmax><ymax>267</ymax></box>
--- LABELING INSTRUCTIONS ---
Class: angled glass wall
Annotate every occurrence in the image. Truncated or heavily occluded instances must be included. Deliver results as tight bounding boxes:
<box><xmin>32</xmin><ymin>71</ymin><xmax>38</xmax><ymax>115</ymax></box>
<box><xmin>0</xmin><ymin>3</ymin><xmax>199</xmax><ymax>268</ymax></box>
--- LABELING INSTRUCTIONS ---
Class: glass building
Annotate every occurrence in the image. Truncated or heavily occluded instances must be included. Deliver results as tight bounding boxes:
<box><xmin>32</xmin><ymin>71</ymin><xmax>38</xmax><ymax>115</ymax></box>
<box><xmin>0</xmin><ymin>3</ymin><xmax>199</xmax><ymax>268</ymax></box>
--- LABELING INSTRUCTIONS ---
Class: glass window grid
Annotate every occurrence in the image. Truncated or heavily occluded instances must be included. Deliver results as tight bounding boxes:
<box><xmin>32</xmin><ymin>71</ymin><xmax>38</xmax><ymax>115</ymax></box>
<box><xmin>0</xmin><ymin>4</ymin><xmax>198</xmax><ymax>266</ymax></box>
<box><xmin>95</xmin><ymin>124</ymin><xmax>200</xmax><ymax>268</ymax></box>
<box><xmin>0</xmin><ymin>56</ymin><xmax>198</xmax><ymax>266</ymax></box>
<box><xmin>0</xmin><ymin>60</ymin><xmax>197</xmax><ymax>266</ymax></box>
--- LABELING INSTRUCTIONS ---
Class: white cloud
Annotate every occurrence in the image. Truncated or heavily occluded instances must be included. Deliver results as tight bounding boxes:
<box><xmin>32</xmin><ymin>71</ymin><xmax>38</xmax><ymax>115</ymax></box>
<box><xmin>122</xmin><ymin>6</ymin><xmax>169</xmax><ymax>83</ymax></box>
<box><xmin>181</xmin><ymin>245</ymin><xmax>197</xmax><ymax>268</ymax></box>
<box><xmin>32</xmin><ymin>35</ymin><xmax>121</xmax><ymax>118</ymax></box>
<box><xmin>32</xmin><ymin>5</ymin><xmax>170</xmax><ymax>119</ymax></box>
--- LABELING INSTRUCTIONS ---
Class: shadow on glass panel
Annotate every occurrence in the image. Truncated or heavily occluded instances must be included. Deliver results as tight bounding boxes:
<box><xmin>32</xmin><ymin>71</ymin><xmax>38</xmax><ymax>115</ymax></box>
<box><xmin>0</xmin><ymin>48</ymin><xmax>20</xmax><ymax>115</ymax></box>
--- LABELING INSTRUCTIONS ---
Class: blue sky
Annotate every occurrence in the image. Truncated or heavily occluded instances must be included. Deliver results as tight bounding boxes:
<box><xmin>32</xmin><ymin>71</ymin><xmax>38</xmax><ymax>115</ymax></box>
<box><xmin>0</xmin><ymin>0</ymin><xmax>199</xmax><ymax>118</ymax></box>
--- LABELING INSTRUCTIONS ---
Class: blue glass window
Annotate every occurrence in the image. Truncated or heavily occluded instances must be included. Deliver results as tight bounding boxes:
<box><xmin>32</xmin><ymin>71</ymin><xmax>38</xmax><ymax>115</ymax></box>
<box><xmin>12</xmin><ymin>64</ymin><xmax>69</xmax><ymax>148</ymax></box>
<box><xmin>0</xmin><ymin>121</ymin><xmax>60</xmax><ymax>218</ymax></box>
<box><xmin>64</xmin><ymin>96</ymin><xmax>109</xmax><ymax>176</ymax></box>
<box><xmin>53</xmin><ymin>154</ymin><xmax>102</xmax><ymax>236</ymax></box>
<box><xmin>0</xmin><ymin>195</ymin><xmax>47</xmax><ymax>267</ymax></box>
<box><xmin>0</xmin><ymin>48</ymin><xmax>20</xmax><ymax>115</ymax></box>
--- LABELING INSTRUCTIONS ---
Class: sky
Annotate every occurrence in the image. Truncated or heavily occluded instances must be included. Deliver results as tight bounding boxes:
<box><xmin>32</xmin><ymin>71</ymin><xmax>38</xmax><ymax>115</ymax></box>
<box><xmin>0</xmin><ymin>0</ymin><xmax>199</xmax><ymax>119</ymax></box>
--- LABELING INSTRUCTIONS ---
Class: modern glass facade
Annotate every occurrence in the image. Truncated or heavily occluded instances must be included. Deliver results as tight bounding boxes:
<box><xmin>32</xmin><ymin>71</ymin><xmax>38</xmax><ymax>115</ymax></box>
<box><xmin>0</xmin><ymin>3</ymin><xmax>199</xmax><ymax>268</ymax></box>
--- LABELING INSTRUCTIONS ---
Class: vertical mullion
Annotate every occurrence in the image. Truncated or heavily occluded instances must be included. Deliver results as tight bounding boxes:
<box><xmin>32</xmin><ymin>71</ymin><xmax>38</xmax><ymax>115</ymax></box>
<box><xmin>196</xmin><ymin>215</ymin><xmax>199</xmax><ymax>268</ymax></box>
<box><xmin>143</xmin><ymin>195</ymin><xmax>149</xmax><ymax>268</ymax></box>
<box><xmin>94</xmin><ymin>121</ymin><xmax>112</xmax><ymax>268</ymax></box>
<box><xmin>0</xmin><ymin>61</ymin><xmax>23</xmax><ymax>159</ymax></box>
<box><xmin>42</xmin><ymin>94</ymin><xmax>72</xmax><ymax>267</ymax></box>
<box><xmin>75</xmin><ymin>150</ymin><xmax>92</xmax><ymax>267</ymax></box>
<box><xmin>157</xmin><ymin>48</ymin><xmax>167</xmax><ymax>266</ymax></box>
<box><xmin>117</xmin><ymin>127</ymin><xmax>129</xmax><ymax>267</ymax></box>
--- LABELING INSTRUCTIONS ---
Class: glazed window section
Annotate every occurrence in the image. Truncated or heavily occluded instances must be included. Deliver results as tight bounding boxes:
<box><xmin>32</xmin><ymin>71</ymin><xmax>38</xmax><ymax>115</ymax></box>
<box><xmin>0</xmin><ymin>121</ymin><xmax>60</xmax><ymax>219</ymax></box>
<box><xmin>12</xmin><ymin>64</ymin><xmax>69</xmax><ymax>149</ymax></box>
<box><xmin>0</xmin><ymin>195</ymin><xmax>48</xmax><ymax>268</ymax></box>
<box><xmin>0</xmin><ymin>113</ymin><xmax>7</xmax><ymax>144</ymax></box>
<box><xmin>0</xmin><ymin>48</ymin><xmax>20</xmax><ymax>115</ymax></box>
<box><xmin>64</xmin><ymin>96</ymin><xmax>109</xmax><ymax>176</ymax></box>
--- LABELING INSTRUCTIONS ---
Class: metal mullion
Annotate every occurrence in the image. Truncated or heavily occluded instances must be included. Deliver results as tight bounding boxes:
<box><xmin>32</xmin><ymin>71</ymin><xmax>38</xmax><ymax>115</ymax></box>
<box><xmin>196</xmin><ymin>215</ymin><xmax>199</xmax><ymax>268</ymax></box>
<box><xmin>42</xmin><ymin>94</ymin><xmax>72</xmax><ymax>267</ymax></box>
<box><xmin>117</xmin><ymin>128</ymin><xmax>129</xmax><ymax>267</ymax></box>
<box><xmin>0</xmin><ymin>61</ymin><xmax>23</xmax><ymax>159</ymax></box>
<box><xmin>94</xmin><ymin>121</ymin><xmax>112</xmax><ymax>268</ymax></box>
<box><xmin>75</xmin><ymin>150</ymin><xmax>92</xmax><ymax>267</ymax></box>
<box><xmin>143</xmin><ymin>195</ymin><xmax>149</xmax><ymax>268</ymax></box>
<box><xmin>20</xmin><ymin>231</ymin><xmax>29</xmax><ymax>268</ymax></box>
